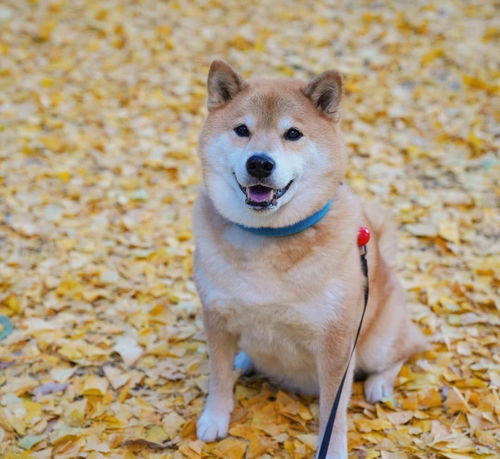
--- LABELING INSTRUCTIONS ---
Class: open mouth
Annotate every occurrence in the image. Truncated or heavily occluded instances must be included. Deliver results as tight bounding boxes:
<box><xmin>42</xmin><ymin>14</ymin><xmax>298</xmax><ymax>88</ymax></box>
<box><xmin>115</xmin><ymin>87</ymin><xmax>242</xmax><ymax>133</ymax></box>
<box><xmin>235</xmin><ymin>177</ymin><xmax>293</xmax><ymax>209</ymax></box>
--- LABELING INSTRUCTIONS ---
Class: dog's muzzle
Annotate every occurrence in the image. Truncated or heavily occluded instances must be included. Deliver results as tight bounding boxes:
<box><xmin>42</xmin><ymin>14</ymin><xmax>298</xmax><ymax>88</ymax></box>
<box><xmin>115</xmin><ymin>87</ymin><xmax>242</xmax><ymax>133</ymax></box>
<box><xmin>234</xmin><ymin>173</ymin><xmax>294</xmax><ymax>210</ymax></box>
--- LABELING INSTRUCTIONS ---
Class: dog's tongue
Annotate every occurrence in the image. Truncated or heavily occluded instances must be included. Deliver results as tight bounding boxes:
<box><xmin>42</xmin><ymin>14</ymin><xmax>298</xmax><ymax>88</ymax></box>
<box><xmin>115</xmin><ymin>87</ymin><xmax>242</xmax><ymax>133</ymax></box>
<box><xmin>247</xmin><ymin>185</ymin><xmax>274</xmax><ymax>203</ymax></box>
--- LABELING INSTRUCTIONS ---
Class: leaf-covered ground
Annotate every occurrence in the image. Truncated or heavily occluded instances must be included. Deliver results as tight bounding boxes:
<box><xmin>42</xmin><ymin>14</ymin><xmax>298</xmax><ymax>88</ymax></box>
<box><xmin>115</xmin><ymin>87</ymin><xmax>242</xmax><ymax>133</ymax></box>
<box><xmin>0</xmin><ymin>0</ymin><xmax>498</xmax><ymax>458</ymax></box>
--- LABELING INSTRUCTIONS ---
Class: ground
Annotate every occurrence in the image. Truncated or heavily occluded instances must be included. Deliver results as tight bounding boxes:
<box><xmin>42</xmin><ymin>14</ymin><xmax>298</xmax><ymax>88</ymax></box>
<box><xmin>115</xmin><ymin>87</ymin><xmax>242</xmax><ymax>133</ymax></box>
<box><xmin>0</xmin><ymin>0</ymin><xmax>498</xmax><ymax>458</ymax></box>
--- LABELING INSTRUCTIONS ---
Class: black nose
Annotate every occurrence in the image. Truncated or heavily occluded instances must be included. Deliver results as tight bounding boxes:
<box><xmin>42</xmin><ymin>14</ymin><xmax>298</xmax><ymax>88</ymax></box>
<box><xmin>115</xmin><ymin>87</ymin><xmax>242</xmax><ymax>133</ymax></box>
<box><xmin>246</xmin><ymin>154</ymin><xmax>275</xmax><ymax>179</ymax></box>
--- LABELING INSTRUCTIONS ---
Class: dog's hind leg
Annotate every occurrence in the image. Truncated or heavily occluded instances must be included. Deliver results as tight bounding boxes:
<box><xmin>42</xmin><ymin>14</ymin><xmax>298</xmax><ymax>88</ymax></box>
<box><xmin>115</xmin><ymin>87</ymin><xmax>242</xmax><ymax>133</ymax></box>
<box><xmin>234</xmin><ymin>350</ymin><xmax>254</xmax><ymax>375</ymax></box>
<box><xmin>359</xmin><ymin>317</ymin><xmax>427</xmax><ymax>404</ymax></box>
<box><xmin>364</xmin><ymin>360</ymin><xmax>403</xmax><ymax>403</ymax></box>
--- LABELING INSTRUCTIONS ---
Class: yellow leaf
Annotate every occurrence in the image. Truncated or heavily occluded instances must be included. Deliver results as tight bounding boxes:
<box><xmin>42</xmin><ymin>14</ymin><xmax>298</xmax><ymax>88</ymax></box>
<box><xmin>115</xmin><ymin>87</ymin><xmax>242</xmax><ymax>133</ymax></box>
<box><xmin>23</xmin><ymin>400</ymin><xmax>42</xmax><ymax>421</ymax></box>
<box><xmin>40</xmin><ymin>135</ymin><xmax>63</xmax><ymax>152</ymax></box>
<box><xmin>445</xmin><ymin>388</ymin><xmax>469</xmax><ymax>413</ymax></box>
<box><xmin>163</xmin><ymin>411</ymin><xmax>185</xmax><ymax>437</ymax></box>
<box><xmin>455</xmin><ymin>377</ymin><xmax>487</xmax><ymax>388</ymax></box>
<box><xmin>103</xmin><ymin>365</ymin><xmax>130</xmax><ymax>390</ymax></box>
<box><xmin>421</xmin><ymin>48</ymin><xmax>444</xmax><ymax>65</ymax></box>
<box><xmin>213</xmin><ymin>437</ymin><xmax>247</xmax><ymax>459</ymax></box>
<box><xmin>462</xmin><ymin>74</ymin><xmax>499</xmax><ymax>94</ymax></box>
<box><xmin>83</xmin><ymin>375</ymin><xmax>109</xmax><ymax>396</ymax></box>
<box><xmin>475</xmin><ymin>429</ymin><xmax>496</xmax><ymax>446</ymax></box>
<box><xmin>57</xmin><ymin>344</ymin><xmax>83</xmax><ymax>361</ymax></box>
<box><xmin>113</xmin><ymin>336</ymin><xmax>143</xmax><ymax>366</ymax></box>
<box><xmin>50</xmin><ymin>367</ymin><xmax>76</xmax><ymax>383</ymax></box>
<box><xmin>2</xmin><ymin>295</ymin><xmax>22</xmax><ymax>315</ymax></box>
<box><xmin>177</xmin><ymin>230</ymin><xmax>192</xmax><ymax>241</ymax></box>
<box><xmin>38</xmin><ymin>21</ymin><xmax>55</xmax><ymax>41</ymax></box>
<box><xmin>438</xmin><ymin>220</ymin><xmax>460</xmax><ymax>244</ymax></box>
<box><xmin>386</xmin><ymin>410</ymin><xmax>413</xmax><ymax>425</ymax></box>
<box><xmin>381</xmin><ymin>452</ymin><xmax>407</xmax><ymax>459</ymax></box>
<box><xmin>56</xmin><ymin>275</ymin><xmax>84</xmax><ymax>299</ymax></box>
<box><xmin>179</xmin><ymin>441</ymin><xmax>203</xmax><ymax>458</ymax></box>
<box><xmin>295</xmin><ymin>433</ymin><xmax>317</xmax><ymax>449</ymax></box>
<box><xmin>51</xmin><ymin>425</ymin><xmax>82</xmax><ymax>445</ymax></box>
<box><xmin>145</xmin><ymin>425</ymin><xmax>169</xmax><ymax>443</ymax></box>
<box><xmin>56</xmin><ymin>170</ymin><xmax>72</xmax><ymax>182</ymax></box>
<box><xmin>482</xmin><ymin>26</ymin><xmax>499</xmax><ymax>42</ymax></box>
<box><xmin>420</xmin><ymin>389</ymin><xmax>442</xmax><ymax>408</ymax></box>
<box><xmin>229</xmin><ymin>34</ymin><xmax>253</xmax><ymax>51</ymax></box>
<box><xmin>354</xmin><ymin>418</ymin><xmax>392</xmax><ymax>432</ymax></box>
<box><xmin>67</xmin><ymin>409</ymin><xmax>85</xmax><ymax>427</ymax></box>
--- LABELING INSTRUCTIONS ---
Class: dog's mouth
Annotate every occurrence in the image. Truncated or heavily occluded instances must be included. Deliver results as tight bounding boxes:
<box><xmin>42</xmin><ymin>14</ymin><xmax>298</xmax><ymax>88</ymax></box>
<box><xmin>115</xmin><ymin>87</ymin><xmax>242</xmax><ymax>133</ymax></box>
<box><xmin>235</xmin><ymin>176</ymin><xmax>293</xmax><ymax>210</ymax></box>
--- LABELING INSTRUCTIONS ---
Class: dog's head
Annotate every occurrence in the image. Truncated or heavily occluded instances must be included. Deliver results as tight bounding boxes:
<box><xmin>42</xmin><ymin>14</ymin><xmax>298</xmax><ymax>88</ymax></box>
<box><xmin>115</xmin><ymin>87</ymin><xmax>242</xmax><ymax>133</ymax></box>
<box><xmin>198</xmin><ymin>60</ymin><xmax>347</xmax><ymax>228</ymax></box>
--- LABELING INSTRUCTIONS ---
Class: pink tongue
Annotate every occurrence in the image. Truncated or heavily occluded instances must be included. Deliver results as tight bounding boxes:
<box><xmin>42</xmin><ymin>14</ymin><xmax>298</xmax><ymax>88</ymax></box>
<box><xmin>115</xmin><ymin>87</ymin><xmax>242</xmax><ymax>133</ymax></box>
<box><xmin>248</xmin><ymin>186</ymin><xmax>273</xmax><ymax>203</ymax></box>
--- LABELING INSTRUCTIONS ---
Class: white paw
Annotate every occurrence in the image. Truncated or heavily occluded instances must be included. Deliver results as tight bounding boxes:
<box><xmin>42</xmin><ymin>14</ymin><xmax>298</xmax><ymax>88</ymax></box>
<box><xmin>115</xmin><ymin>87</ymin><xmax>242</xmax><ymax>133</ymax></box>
<box><xmin>364</xmin><ymin>373</ymin><xmax>394</xmax><ymax>403</ymax></box>
<box><xmin>327</xmin><ymin>453</ymin><xmax>348</xmax><ymax>459</ymax></box>
<box><xmin>196</xmin><ymin>409</ymin><xmax>230</xmax><ymax>442</ymax></box>
<box><xmin>315</xmin><ymin>448</ymin><xmax>348</xmax><ymax>459</ymax></box>
<box><xmin>316</xmin><ymin>433</ymin><xmax>347</xmax><ymax>459</ymax></box>
<box><xmin>234</xmin><ymin>351</ymin><xmax>254</xmax><ymax>375</ymax></box>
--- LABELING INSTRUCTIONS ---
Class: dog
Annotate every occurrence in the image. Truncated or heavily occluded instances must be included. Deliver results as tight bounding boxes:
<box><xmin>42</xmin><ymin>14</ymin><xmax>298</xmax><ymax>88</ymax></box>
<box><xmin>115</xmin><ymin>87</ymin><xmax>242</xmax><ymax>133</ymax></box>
<box><xmin>192</xmin><ymin>60</ymin><xmax>426</xmax><ymax>458</ymax></box>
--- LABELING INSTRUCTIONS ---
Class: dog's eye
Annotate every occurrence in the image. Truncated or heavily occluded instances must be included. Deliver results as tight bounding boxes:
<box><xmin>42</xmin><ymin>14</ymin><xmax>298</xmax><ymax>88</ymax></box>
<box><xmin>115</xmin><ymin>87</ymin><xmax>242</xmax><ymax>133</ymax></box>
<box><xmin>284</xmin><ymin>128</ymin><xmax>303</xmax><ymax>141</ymax></box>
<box><xmin>234</xmin><ymin>124</ymin><xmax>250</xmax><ymax>137</ymax></box>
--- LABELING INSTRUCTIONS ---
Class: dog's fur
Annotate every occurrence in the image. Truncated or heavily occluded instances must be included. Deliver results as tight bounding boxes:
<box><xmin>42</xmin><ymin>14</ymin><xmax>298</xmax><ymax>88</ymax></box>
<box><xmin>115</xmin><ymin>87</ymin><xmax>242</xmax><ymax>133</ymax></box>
<box><xmin>193</xmin><ymin>60</ymin><xmax>426</xmax><ymax>458</ymax></box>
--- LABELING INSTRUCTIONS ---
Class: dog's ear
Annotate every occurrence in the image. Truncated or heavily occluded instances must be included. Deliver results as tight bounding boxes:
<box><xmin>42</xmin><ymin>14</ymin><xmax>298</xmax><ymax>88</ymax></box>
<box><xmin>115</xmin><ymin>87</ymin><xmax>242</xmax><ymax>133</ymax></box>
<box><xmin>207</xmin><ymin>60</ymin><xmax>246</xmax><ymax>111</ymax></box>
<box><xmin>304</xmin><ymin>70</ymin><xmax>343</xmax><ymax>121</ymax></box>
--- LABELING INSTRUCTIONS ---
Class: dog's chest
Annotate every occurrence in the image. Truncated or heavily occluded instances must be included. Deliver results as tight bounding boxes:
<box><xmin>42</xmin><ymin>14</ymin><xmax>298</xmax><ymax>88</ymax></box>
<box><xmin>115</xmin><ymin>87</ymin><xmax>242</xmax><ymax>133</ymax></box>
<box><xmin>197</xmin><ymin>232</ymin><xmax>345</xmax><ymax>342</ymax></box>
<box><xmin>199</xmin><ymin>250</ymin><xmax>344</xmax><ymax>394</ymax></box>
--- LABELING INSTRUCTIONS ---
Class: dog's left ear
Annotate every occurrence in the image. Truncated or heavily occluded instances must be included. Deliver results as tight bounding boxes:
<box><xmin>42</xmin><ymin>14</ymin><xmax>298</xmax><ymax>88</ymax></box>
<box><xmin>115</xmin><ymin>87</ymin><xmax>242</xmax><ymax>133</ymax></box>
<box><xmin>207</xmin><ymin>60</ymin><xmax>246</xmax><ymax>111</ymax></box>
<box><xmin>304</xmin><ymin>70</ymin><xmax>343</xmax><ymax>122</ymax></box>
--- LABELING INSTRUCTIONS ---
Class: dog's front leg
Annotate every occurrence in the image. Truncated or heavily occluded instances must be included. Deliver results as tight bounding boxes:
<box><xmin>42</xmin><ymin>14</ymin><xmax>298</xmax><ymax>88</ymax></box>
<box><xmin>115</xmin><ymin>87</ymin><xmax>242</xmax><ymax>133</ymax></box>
<box><xmin>197</xmin><ymin>309</ymin><xmax>238</xmax><ymax>442</ymax></box>
<box><xmin>316</xmin><ymin>333</ymin><xmax>356</xmax><ymax>459</ymax></box>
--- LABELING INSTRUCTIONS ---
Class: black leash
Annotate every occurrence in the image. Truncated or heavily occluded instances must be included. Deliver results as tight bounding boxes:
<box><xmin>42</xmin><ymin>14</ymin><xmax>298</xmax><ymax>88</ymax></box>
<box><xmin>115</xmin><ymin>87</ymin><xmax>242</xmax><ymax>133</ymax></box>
<box><xmin>317</xmin><ymin>234</ymin><xmax>370</xmax><ymax>459</ymax></box>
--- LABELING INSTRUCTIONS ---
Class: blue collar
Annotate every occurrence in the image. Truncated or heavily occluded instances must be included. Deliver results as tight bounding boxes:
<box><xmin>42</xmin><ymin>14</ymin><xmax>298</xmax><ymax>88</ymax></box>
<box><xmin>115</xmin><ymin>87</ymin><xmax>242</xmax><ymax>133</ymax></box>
<box><xmin>235</xmin><ymin>199</ymin><xmax>332</xmax><ymax>237</ymax></box>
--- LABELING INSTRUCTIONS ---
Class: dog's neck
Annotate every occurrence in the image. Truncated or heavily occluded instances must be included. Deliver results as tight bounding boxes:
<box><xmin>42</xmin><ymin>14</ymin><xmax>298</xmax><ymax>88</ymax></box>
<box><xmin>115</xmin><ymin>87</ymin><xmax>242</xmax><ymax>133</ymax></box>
<box><xmin>234</xmin><ymin>199</ymin><xmax>333</xmax><ymax>237</ymax></box>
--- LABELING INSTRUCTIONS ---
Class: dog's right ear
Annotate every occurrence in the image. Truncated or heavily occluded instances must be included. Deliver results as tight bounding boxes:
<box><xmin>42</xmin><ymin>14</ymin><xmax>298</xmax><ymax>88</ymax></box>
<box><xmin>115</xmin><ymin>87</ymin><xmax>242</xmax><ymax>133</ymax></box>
<box><xmin>207</xmin><ymin>60</ymin><xmax>246</xmax><ymax>111</ymax></box>
<box><xmin>304</xmin><ymin>70</ymin><xmax>343</xmax><ymax>122</ymax></box>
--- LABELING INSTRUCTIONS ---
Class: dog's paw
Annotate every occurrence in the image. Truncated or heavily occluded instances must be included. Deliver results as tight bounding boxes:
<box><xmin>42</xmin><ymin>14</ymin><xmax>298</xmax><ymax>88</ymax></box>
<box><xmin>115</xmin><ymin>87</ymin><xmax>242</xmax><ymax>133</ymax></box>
<box><xmin>234</xmin><ymin>351</ymin><xmax>254</xmax><ymax>375</ymax></box>
<box><xmin>364</xmin><ymin>373</ymin><xmax>394</xmax><ymax>403</ymax></box>
<box><xmin>315</xmin><ymin>447</ymin><xmax>348</xmax><ymax>459</ymax></box>
<box><xmin>197</xmin><ymin>409</ymin><xmax>230</xmax><ymax>442</ymax></box>
<box><xmin>325</xmin><ymin>453</ymin><xmax>348</xmax><ymax>459</ymax></box>
<box><xmin>315</xmin><ymin>432</ymin><xmax>348</xmax><ymax>459</ymax></box>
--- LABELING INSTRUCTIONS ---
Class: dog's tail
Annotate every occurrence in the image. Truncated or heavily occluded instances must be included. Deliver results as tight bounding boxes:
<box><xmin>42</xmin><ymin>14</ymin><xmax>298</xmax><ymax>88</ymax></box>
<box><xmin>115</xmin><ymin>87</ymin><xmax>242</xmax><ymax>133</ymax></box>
<box><xmin>363</xmin><ymin>202</ymin><xmax>398</xmax><ymax>269</ymax></box>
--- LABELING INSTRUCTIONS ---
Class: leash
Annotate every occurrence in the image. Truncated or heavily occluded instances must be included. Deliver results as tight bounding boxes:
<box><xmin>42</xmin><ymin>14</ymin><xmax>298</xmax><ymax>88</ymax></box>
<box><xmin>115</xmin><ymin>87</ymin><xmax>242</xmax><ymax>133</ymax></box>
<box><xmin>317</xmin><ymin>226</ymin><xmax>370</xmax><ymax>458</ymax></box>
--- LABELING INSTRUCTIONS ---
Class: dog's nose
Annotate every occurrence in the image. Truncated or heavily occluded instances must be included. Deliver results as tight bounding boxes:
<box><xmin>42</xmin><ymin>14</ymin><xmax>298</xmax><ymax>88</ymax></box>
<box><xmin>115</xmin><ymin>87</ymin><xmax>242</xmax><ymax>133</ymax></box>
<box><xmin>246</xmin><ymin>154</ymin><xmax>275</xmax><ymax>179</ymax></box>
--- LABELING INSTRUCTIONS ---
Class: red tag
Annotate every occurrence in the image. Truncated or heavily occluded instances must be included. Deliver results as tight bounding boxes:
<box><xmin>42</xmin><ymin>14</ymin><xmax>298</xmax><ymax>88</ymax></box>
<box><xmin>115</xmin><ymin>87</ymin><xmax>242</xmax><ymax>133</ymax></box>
<box><xmin>357</xmin><ymin>226</ymin><xmax>370</xmax><ymax>246</ymax></box>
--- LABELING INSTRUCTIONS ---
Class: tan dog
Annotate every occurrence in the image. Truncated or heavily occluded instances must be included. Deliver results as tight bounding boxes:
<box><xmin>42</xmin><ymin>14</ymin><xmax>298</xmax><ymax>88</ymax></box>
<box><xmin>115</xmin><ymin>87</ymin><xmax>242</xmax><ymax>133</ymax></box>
<box><xmin>193</xmin><ymin>60</ymin><xmax>426</xmax><ymax>458</ymax></box>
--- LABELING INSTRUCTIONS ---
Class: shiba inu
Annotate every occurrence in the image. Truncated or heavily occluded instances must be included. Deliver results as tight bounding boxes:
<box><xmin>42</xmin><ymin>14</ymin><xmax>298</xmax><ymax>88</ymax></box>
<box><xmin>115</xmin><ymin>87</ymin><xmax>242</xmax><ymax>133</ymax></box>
<box><xmin>193</xmin><ymin>60</ymin><xmax>426</xmax><ymax>458</ymax></box>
